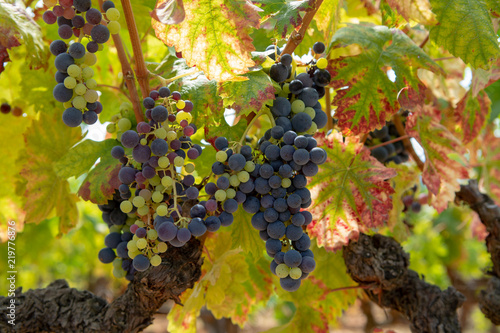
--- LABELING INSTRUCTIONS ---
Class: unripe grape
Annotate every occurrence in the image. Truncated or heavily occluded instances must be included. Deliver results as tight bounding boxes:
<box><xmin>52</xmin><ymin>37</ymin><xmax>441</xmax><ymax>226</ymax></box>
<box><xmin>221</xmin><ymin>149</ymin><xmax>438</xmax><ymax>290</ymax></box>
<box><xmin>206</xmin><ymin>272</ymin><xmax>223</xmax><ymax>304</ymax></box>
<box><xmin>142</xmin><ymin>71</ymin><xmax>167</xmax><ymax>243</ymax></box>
<box><xmin>84</xmin><ymin>89</ymin><xmax>98</xmax><ymax>103</ymax></box>
<box><xmin>136</xmin><ymin>238</ymin><xmax>147</xmax><ymax>249</ymax></box>
<box><xmin>86</xmin><ymin>78</ymin><xmax>97</xmax><ymax>89</ymax></box>
<box><xmin>158</xmin><ymin>156</ymin><xmax>170</xmax><ymax>168</ymax></box>
<box><xmin>244</xmin><ymin>161</ymin><xmax>255</xmax><ymax>172</ymax></box>
<box><xmin>156</xmin><ymin>205</ymin><xmax>168</xmax><ymax>216</ymax></box>
<box><xmin>140</xmin><ymin>138</ymin><xmax>147</xmax><ymax>145</ymax></box>
<box><xmin>147</xmin><ymin>229</ymin><xmax>158</xmax><ymax>240</ymax></box>
<box><xmin>292</xmin><ymin>99</ymin><xmax>305</xmax><ymax>113</ymax></box>
<box><xmin>72</xmin><ymin>96</ymin><xmax>87</xmax><ymax>110</ymax></box>
<box><xmin>83</xmin><ymin>52</ymin><xmax>97</xmax><ymax>66</ymax></box>
<box><xmin>216</xmin><ymin>150</ymin><xmax>227</xmax><ymax>162</ymax></box>
<box><xmin>184</xmin><ymin>163</ymin><xmax>195</xmax><ymax>173</ymax></box>
<box><xmin>67</xmin><ymin>64</ymin><xmax>81</xmax><ymax>77</ymax></box>
<box><xmin>135</xmin><ymin>220</ymin><xmax>145</xmax><ymax>228</ymax></box>
<box><xmin>161</xmin><ymin>176</ymin><xmax>173</xmax><ymax>187</ymax></box>
<box><xmin>226</xmin><ymin>188</ymin><xmax>236</xmax><ymax>199</ymax></box>
<box><xmin>304</xmin><ymin>107</ymin><xmax>316</xmax><ymax>119</ymax></box>
<box><xmin>113</xmin><ymin>267</ymin><xmax>127</xmax><ymax>278</ymax></box>
<box><xmin>82</xmin><ymin>66</ymin><xmax>94</xmax><ymax>79</ymax></box>
<box><xmin>155</xmin><ymin>127</ymin><xmax>167</xmax><ymax>139</ymax></box>
<box><xmin>237</xmin><ymin>171</ymin><xmax>250</xmax><ymax>182</ymax></box>
<box><xmin>117</xmin><ymin>118</ymin><xmax>132</xmax><ymax>131</ymax></box>
<box><xmin>132</xmin><ymin>195</ymin><xmax>145</xmax><ymax>207</ymax></box>
<box><xmin>289</xmin><ymin>267</ymin><xmax>302</xmax><ymax>279</ymax></box>
<box><xmin>150</xmin><ymin>254</ymin><xmax>162</xmax><ymax>266</ymax></box>
<box><xmin>229</xmin><ymin>175</ymin><xmax>240</xmax><ymax>187</ymax></box>
<box><xmin>282</xmin><ymin>178</ymin><xmax>291</xmax><ymax>188</ymax></box>
<box><xmin>152</xmin><ymin>191</ymin><xmax>163</xmax><ymax>203</ymax></box>
<box><xmin>137</xmin><ymin>205</ymin><xmax>149</xmax><ymax>216</ymax></box>
<box><xmin>157</xmin><ymin>242</ymin><xmax>168</xmax><ymax>253</ymax></box>
<box><xmin>64</xmin><ymin>76</ymin><xmax>77</xmax><ymax>89</ymax></box>
<box><xmin>316</xmin><ymin>57</ymin><xmax>327</xmax><ymax>69</ymax></box>
<box><xmin>166</xmin><ymin>131</ymin><xmax>177</xmax><ymax>141</ymax></box>
<box><xmin>108</xmin><ymin>21</ymin><xmax>120</xmax><ymax>34</ymax></box>
<box><xmin>75</xmin><ymin>83</ymin><xmax>87</xmax><ymax>95</ymax></box>
<box><xmin>127</xmin><ymin>240</ymin><xmax>138</xmax><ymax>251</ymax></box>
<box><xmin>176</xmin><ymin>100</ymin><xmax>186</xmax><ymax>109</ymax></box>
<box><xmin>120</xmin><ymin>200</ymin><xmax>133</xmax><ymax>213</ymax></box>
<box><xmin>215</xmin><ymin>189</ymin><xmax>226</xmax><ymax>201</ymax></box>
<box><xmin>276</xmin><ymin>264</ymin><xmax>290</xmax><ymax>278</ymax></box>
<box><xmin>174</xmin><ymin>156</ymin><xmax>184</xmax><ymax>167</ymax></box>
<box><xmin>106</xmin><ymin>8</ymin><xmax>120</xmax><ymax>21</ymax></box>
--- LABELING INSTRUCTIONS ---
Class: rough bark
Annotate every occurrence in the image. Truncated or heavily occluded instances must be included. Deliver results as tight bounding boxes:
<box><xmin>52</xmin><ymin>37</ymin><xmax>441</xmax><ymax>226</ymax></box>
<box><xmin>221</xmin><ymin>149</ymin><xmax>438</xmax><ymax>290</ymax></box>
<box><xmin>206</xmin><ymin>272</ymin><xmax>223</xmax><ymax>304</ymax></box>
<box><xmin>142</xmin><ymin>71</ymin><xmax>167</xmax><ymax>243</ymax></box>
<box><xmin>343</xmin><ymin>233</ymin><xmax>465</xmax><ymax>333</ymax></box>
<box><xmin>456</xmin><ymin>180</ymin><xmax>500</xmax><ymax>325</ymax></box>
<box><xmin>0</xmin><ymin>239</ymin><xmax>203</xmax><ymax>332</ymax></box>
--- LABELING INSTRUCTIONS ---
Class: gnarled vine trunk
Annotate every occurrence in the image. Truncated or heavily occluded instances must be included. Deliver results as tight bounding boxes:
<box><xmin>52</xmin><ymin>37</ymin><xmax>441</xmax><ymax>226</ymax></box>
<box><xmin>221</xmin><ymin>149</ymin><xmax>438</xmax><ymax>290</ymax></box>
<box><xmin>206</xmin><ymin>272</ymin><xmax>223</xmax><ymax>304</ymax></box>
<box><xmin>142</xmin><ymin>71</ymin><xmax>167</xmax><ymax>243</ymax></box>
<box><xmin>0</xmin><ymin>239</ymin><xmax>203</xmax><ymax>333</ymax></box>
<box><xmin>343</xmin><ymin>233</ymin><xmax>465</xmax><ymax>333</ymax></box>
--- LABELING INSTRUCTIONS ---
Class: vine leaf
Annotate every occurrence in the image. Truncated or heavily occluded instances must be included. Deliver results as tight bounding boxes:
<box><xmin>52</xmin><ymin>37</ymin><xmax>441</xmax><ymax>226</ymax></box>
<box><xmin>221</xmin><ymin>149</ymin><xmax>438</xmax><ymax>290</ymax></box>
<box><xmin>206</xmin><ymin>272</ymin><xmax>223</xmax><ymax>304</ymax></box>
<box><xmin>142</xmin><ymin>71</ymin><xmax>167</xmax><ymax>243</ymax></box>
<box><xmin>219</xmin><ymin>70</ymin><xmax>276</xmax><ymax>118</ymax></box>
<box><xmin>54</xmin><ymin>139</ymin><xmax>119</xmax><ymax>180</ymax></box>
<box><xmin>152</xmin><ymin>0</ymin><xmax>260</xmax><ymax>82</ymax></box>
<box><xmin>151</xmin><ymin>0</ymin><xmax>185</xmax><ymax>24</ymax></box>
<box><xmin>78</xmin><ymin>160</ymin><xmax>121</xmax><ymax>205</ymax></box>
<box><xmin>386</xmin><ymin>0</ymin><xmax>437</xmax><ymax>25</ymax></box>
<box><xmin>0</xmin><ymin>2</ymin><xmax>47</xmax><ymax>72</ymax></box>
<box><xmin>18</xmin><ymin>113</ymin><xmax>81</xmax><ymax>233</ymax></box>
<box><xmin>254</xmin><ymin>0</ymin><xmax>311</xmax><ymax>38</ymax></box>
<box><xmin>307</xmin><ymin>132</ymin><xmax>397</xmax><ymax>251</ymax></box>
<box><xmin>429</xmin><ymin>0</ymin><xmax>500</xmax><ymax>69</ymax></box>
<box><xmin>328</xmin><ymin>24</ymin><xmax>442</xmax><ymax>135</ymax></box>
<box><xmin>229</xmin><ymin>207</ymin><xmax>266</xmax><ymax>258</ymax></box>
<box><xmin>406</xmin><ymin>105</ymin><xmax>470</xmax><ymax>212</ymax></box>
<box><xmin>455</xmin><ymin>90</ymin><xmax>491</xmax><ymax>144</ymax></box>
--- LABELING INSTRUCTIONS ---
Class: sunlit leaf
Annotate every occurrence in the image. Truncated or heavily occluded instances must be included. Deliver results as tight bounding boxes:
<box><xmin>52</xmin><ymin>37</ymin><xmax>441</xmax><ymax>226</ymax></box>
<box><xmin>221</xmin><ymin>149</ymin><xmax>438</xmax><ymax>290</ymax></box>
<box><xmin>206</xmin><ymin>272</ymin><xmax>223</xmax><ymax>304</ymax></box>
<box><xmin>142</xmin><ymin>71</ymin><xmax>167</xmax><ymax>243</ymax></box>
<box><xmin>328</xmin><ymin>24</ymin><xmax>442</xmax><ymax>135</ymax></box>
<box><xmin>455</xmin><ymin>90</ymin><xmax>491</xmax><ymax>144</ymax></box>
<box><xmin>228</xmin><ymin>207</ymin><xmax>266</xmax><ymax>258</ymax></box>
<box><xmin>429</xmin><ymin>0</ymin><xmax>500</xmax><ymax>69</ymax></box>
<box><xmin>152</xmin><ymin>0</ymin><xmax>260</xmax><ymax>81</ymax></box>
<box><xmin>406</xmin><ymin>105</ymin><xmax>470</xmax><ymax>212</ymax></box>
<box><xmin>254</xmin><ymin>0</ymin><xmax>311</xmax><ymax>38</ymax></box>
<box><xmin>307</xmin><ymin>132</ymin><xmax>397</xmax><ymax>251</ymax></box>
<box><xmin>386</xmin><ymin>0</ymin><xmax>437</xmax><ymax>25</ymax></box>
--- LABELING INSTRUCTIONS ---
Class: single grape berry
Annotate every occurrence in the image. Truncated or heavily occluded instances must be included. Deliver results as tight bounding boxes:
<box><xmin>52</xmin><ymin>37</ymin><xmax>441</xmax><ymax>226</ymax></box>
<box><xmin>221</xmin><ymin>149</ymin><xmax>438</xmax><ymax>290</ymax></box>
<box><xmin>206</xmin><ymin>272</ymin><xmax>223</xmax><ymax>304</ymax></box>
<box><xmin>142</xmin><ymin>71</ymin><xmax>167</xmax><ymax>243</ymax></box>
<box><xmin>312</xmin><ymin>41</ymin><xmax>325</xmax><ymax>54</ymax></box>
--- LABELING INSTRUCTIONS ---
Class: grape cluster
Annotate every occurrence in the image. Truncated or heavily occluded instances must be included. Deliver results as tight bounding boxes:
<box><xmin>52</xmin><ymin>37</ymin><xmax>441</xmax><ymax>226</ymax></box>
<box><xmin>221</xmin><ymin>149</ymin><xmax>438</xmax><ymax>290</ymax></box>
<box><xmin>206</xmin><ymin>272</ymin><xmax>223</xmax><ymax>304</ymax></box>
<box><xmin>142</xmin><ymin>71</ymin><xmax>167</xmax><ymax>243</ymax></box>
<box><xmin>365</xmin><ymin>118</ymin><xmax>409</xmax><ymax>165</ymax></box>
<box><xmin>99</xmin><ymin>88</ymin><xmax>235</xmax><ymax>274</ymax></box>
<box><xmin>402</xmin><ymin>186</ymin><xmax>421</xmax><ymax>214</ymax></box>
<box><xmin>97</xmin><ymin>191</ymin><xmax>137</xmax><ymax>280</ymax></box>
<box><xmin>206</xmin><ymin>42</ymin><xmax>330</xmax><ymax>291</ymax></box>
<box><xmin>43</xmin><ymin>0</ymin><xmax>119</xmax><ymax>127</ymax></box>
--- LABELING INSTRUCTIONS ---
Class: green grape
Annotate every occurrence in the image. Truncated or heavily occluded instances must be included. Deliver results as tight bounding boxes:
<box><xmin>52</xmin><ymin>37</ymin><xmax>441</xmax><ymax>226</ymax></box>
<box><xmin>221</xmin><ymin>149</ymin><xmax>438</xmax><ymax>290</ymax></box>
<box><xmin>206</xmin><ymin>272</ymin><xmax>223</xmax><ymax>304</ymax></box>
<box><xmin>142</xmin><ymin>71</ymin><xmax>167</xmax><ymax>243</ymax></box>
<box><xmin>156</xmin><ymin>184</ymin><xmax>165</xmax><ymax>192</ymax></box>
<box><xmin>176</xmin><ymin>111</ymin><xmax>192</xmax><ymax>123</ymax></box>
<box><xmin>113</xmin><ymin>267</ymin><xmax>127</xmax><ymax>278</ymax></box>
<box><xmin>216</xmin><ymin>151</ymin><xmax>227</xmax><ymax>162</ymax></box>
<box><xmin>215</xmin><ymin>189</ymin><xmax>227</xmax><ymax>201</ymax></box>
<box><xmin>107</xmin><ymin>123</ymin><xmax>116</xmax><ymax>133</ymax></box>
<box><xmin>157</xmin><ymin>242</ymin><xmax>168</xmax><ymax>253</ymax></box>
<box><xmin>152</xmin><ymin>191</ymin><xmax>163</xmax><ymax>203</ymax></box>
<box><xmin>150</xmin><ymin>175</ymin><xmax>161</xmax><ymax>186</ymax></box>
<box><xmin>158</xmin><ymin>156</ymin><xmax>169</xmax><ymax>168</ymax></box>
<box><xmin>83</xmin><ymin>53</ymin><xmax>97</xmax><ymax>66</ymax></box>
<box><xmin>132</xmin><ymin>196</ymin><xmax>145</xmax><ymax>208</ymax></box>
<box><xmin>167</xmin><ymin>131</ymin><xmax>177</xmax><ymax>141</ymax></box>
<box><xmin>86</xmin><ymin>78</ymin><xmax>97</xmax><ymax>89</ymax></box>
<box><xmin>74</xmin><ymin>83</ymin><xmax>87</xmax><ymax>96</ymax></box>
<box><xmin>140</xmin><ymin>138</ymin><xmax>147</xmax><ymax>145</ymax></box>
<box><xmin>237</xmin><ymin>171</ymin><xmax>250</xmax><ymax>183</ymax></box>
<box><xmin>147</xmin><ymin>229</ymin><xmax>158</xmax><ymax>240</ymax></box>
<box><xmin>106</xmin><ymin>8</ymin><xmax>121</xmax><ymax>21</ymax></box>
<box><xmin>244</xmin><ymin>161</ymin><xmax>255</xmax><ymax>172</ymax></box>
<box><xmin>72</xmin><ymin>96</ymin><xmax>87</xmax><ymax>110</ymax></box>
<box><xmin>150</xmin><ymin>254</ymin><xmax>162</xmax><ymax>267</ymax></box>
<box><xmin>222</xmin><ymin>172</ymin><xmax>230</xmax><ymax>179</ymax></box>
<box><xmin>64</xmin><ymin>76</ymin><xmax>77</xmax><ymax>89</ymax></box>
<box><xmin>316</xmin><ymin>57</ymin><xmax>328</xmax><ymax>69</ymax></box>
<box><xmin>174</xmin><ymin>156</ymin><xmax>184</xmax><ymax>167</ymax></box>
<box><xmin>229</xmin><ymin>175</ymin><xmax>240</xmax><ymax>187</ymax></box>
<box><xmin>184</xmin><ymin>164</ymin><xmax>195</xmax><ymax>173</ymax></box>
<box><xmin>108</xmin><ymin>21</ymin><xmax>120</xmax><ymax>35</ymax></box>
<box><xmin>157</xmin><ymin>204</ymin><xmax>168</xmax><ymax>216</ymax></box>
<box><xmin>67</xmin><ymin>64</ymin><xmax>81</xmax><ymax>77</ymax></box>
<box><xmin>291</xmin><ymin>99</ymin><xmax>305</xmax><ymax>113</ymax></box>
<box><xmin>281</xmin><ymin>178</ymin><xmax>291</xmax><ymax>188</ymax></box>
<box><xmin>117</xmin><ymin>118</ymin><xmax>132</xmax><ymax>131</ymax></box>
<box><xmin>304</xmin><ymin>107</ymin><xmax>316</xmax><ymax>119</ymax></box>
<box><xmin>135</xmin><ymin>220</ymin><xmax>145</xmax><ymax>228</ymax></box>
<box><xmin>84</xmin><ymin>89</ymin><xmax>98</xmax><ymax>103</ymax></box>
<box><xmin>137</xmin><ymin>205</ymin><xmax>149</xmax><ymax>216</ymax></box>
<box><xmin>136</xmin><ymin>238</ymin><xmax>147</xmax><ymax>249</ymax></box>
<box><xmin>122</xmin><ymin>225</ymin><xmax>130</xmax><ymax>233</ymax></box>
<box><xmin>161</xmin><ymin>176</ymin><xmax>173</xmax><ymax>187</ymax></box>
<box><xmin>306</xmin><ymin>122</ymin><xmax>318</xmax><ymax>135</ymax></box>
<box><xmin>126</xmin><ymin>218</ymin><xmax>135</xmax><ymax>226</ymax></box>
<box><xmin>176</xmin><ymin>100</ymin><xmax>185</xmax><ymax>109</ymax></box>
<box><xmin>110</xmin><ymin>225</ymin><xmax>121</xmax><ymax>233</ymax></box>
<box><xmin>127</xmin><ymin>240</ymin><xmax>138</xmax><ymax>251</ymax></box>
<box><xmin>63</xmin><ymin>101</ymin><xmax>73</xmax><ymax>109</ymax></box>
<box><xmin>112</xmin><ymin>258</ymin><xmax>123</xmax><ymax>268</ymax></box>
<box><xmin>276</xmin><ymin>264</ymin><xmax>290</xmax><ymax>278</ymax></box>
<box><xmin>282</xmin><ymin>83</ymin><xmax>290</xmax><ymax>94</ymax></box>
<box><xmin>82</xmin><ymin>67</ymin><xmax>94</xmax><ymax>80</ymax></box>
<box><xmin>289</xmin><ymin>267</ymin><xmax>302</xmax><ymax>280</ymax></box>
<box><xmin>155</xmin><ymin>127</ymin><xmax>167</xmax><ymax>139</ymax></box>
<box><xmin>226</xmin><ymin>188</ymin><xmax>236</xmax><ymax>199</ymax></box>
<box><xmin>128</xmin><ymin>250</ymin><xmax>139</xmax><ymax>259</ymax></box>
<box><xmin>120</xmin><ymin>200</ymin><xmax>133</xmax><ymax>213</ymax></box>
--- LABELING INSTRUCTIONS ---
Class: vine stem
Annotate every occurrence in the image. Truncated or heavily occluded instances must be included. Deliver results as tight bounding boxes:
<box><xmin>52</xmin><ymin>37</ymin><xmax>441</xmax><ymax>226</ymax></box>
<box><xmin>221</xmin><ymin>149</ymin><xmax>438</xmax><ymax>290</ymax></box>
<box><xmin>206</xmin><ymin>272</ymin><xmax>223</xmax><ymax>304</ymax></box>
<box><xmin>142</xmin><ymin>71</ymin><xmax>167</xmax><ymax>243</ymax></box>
<box><xmin>392</xmin><ymin>114</ymin><xmax>424</xmax><ymax>171</ymax></box>
<box><xmin>325</xmin><ymin>87</ymin><xmax>333</xmax><ymax>131</ymax></box>
<box><xmin>98</xmin><ymin>0</ymin><xmax>144</xmax><ymax>123</ymax></box>
<box><xmin>368</xmin><ymin>135</ymin><xmax>410</xmax><ymax>150</ymax></box>
<box><xmin>120</xmin><ymin>0</ymin><xmax>150</xmax><ymax>99</ymax></box>
<box><xmin>280</xmin><ymin>0</ymin><xmax>324</xmax><ymax>56</ymax></box>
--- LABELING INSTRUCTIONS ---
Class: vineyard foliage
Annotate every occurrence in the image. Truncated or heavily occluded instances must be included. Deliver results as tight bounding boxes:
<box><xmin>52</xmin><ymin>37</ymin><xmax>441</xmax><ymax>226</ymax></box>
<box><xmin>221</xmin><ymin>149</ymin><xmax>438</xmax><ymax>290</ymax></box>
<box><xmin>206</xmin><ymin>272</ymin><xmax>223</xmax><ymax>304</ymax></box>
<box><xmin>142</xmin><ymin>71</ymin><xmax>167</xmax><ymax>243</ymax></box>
<box><xmin>1</xmin><ymin>0</ymin><xmax>500</xmax><ymax>331</ymax></box>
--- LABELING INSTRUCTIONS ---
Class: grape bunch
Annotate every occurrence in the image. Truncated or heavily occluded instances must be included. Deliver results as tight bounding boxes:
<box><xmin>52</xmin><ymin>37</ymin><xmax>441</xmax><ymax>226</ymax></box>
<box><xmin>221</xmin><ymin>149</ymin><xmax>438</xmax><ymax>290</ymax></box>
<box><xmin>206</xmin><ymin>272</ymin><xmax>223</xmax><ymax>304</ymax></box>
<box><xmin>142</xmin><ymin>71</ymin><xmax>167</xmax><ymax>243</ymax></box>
<box><xmin>97</xmin><ymin>191</ymin><xmax>137</xmax><ymax>280</ymax></box>
<box><xmin>43</xmin><ymin>0</ymin><xmax>120</xmax><ymax>127</ymax></box>
<box><xmin>99</xmin><ymin>87</ymin><xmax>235</xmax><ymax>274</ymax></box>
<box><xmin>365</xmin><ymin>116</ymin><xmax>409</xmax><ymax>165</ymax></box>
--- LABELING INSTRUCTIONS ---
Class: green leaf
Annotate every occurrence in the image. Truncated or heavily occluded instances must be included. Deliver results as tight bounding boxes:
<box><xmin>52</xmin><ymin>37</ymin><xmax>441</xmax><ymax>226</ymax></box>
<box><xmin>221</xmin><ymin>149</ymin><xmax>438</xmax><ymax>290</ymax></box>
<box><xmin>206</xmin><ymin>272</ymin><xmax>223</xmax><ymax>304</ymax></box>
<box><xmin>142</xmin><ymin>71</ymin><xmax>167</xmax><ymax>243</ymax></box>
<box><xmin>18</xmin><ymin>112</ymin><xmax>81</xmax><ymax>233</ymax></box>
<box><xmin>152</xmin><ymin>0</ymin><xmax>260</xmax><ymax>81</ymax></box>
<box><xmin>329</xmin><ymin>24</ymin><xmax>442</xmax><ymax>135</ymax></box>
<box><xmin>307</xmin><ymin>132</ymin><xmax>397</xmax><ymax>251</ymax></box>
<box><xmin>219</xmin><ymin>70</ymin><xmax>276</xmax><ymax>118</ymax></box>
<box><xmin>0</xmin><ymin>2</ymin><xmax>47</xmax><ymax>71</ymax></box>
<box><xmin>429</xmin><ymin>0</ymin><xmax>500</xmax><ymax>69</ymax></box>
<box><xmin>228</xmin><ymin>208</ymin><xmax>266</xmax><ymax>259</ymax></box>
<box><xmin>54</xmin><ymin>139</ymin><xmax>119</xmax><ymax>180</ymax></box>
<box><xmin>255</xmin><ymin>0</ymin><xmax>311</xmax><ymax>38</ymax></box>
<box><xmin>78</xmin><ymin>159</ymin><xmax>121</xmax><ymax>205</ymax></box>
<box><xmin>386</xmin><ymin>0</ymin><xmax>437</xmax><ymax>25</ymax></box>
